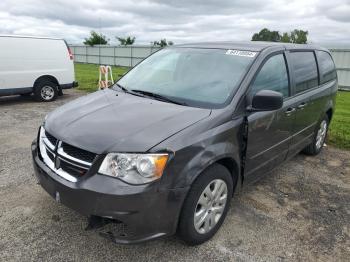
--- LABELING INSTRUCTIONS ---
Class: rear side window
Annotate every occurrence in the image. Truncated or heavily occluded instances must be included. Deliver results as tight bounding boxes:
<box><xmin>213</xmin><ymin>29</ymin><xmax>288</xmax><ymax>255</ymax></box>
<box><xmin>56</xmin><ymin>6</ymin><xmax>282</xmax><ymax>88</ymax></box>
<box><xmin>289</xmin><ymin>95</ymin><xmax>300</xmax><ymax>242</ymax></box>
<box><xmin>317</xmin><ymin>51</ymin><xmax>337</xmax><ymax>84</ymax></box>
<box><xmin>290</xmin><ymin>52</ymin><xmax>318</xmax><ymax>94</ymax></box>
<box><xmin>250</xmin><ymin>54</ymin><xmax>289</xmax><ymax>97</ymax></box>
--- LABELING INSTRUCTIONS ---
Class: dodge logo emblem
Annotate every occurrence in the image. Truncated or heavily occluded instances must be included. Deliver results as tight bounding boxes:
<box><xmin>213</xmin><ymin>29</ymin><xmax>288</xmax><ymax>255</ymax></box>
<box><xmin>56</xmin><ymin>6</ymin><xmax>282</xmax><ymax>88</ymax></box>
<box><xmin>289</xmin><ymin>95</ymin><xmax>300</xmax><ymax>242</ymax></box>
<box><xmin>55</xmin><ymin>157</ymin><xmax>61</xmax><ymax>169</ymax></box>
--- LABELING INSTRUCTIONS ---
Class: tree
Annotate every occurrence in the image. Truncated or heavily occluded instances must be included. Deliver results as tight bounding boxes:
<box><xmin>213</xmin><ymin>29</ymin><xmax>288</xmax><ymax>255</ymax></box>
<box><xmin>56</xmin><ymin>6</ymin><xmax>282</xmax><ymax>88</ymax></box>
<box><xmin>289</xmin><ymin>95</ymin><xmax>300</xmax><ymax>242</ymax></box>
<box><xmin>251</xmin><ymin>28</ymin><xmax>281</xmax><ymax>42</ymax></box>
<box><xmin>153</xmin><ymin>39</ymin><xmax>174</xmax><ymax>47</ymax></box>
<box><xmin>251</xmin><ymin>28</ymin><xmax>308</xmax><ymax>44</ymax></box>
<box><xmin>281</xmin><ymin>32</ymin><xmax>291</xmax><ymax>43</ymax></box>
<box><xmin>83</xmin><ymin>31</ymin><xmax>108</xmax><ymax>46</ymax></box>
<box><xmin>290</xmin><ymin>29</ymin><xmax>308</xmax><ymax>44</ymax></box>
<box><xmin>116</xmin><ymin>36</ymin><xmax>136</xmax><ymax>46</ymax></box>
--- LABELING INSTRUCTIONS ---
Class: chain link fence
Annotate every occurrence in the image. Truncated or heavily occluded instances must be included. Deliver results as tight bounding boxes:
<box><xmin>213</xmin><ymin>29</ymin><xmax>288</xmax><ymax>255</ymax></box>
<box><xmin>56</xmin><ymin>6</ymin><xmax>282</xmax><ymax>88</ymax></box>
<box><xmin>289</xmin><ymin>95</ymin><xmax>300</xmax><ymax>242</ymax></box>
<box><xmin>69</xmin><ymin>45</ymin><xmax>350</xmax><ymax>90</ymax></box>
<box><xmin>329</xmin><ymin>49</ymin><xmax>350</xmax><ymax>90</ymax></box>
<box><xmin>69</xmin><ymin>45</ymin><xmax>161</xmax><ymax>67</ymax></box>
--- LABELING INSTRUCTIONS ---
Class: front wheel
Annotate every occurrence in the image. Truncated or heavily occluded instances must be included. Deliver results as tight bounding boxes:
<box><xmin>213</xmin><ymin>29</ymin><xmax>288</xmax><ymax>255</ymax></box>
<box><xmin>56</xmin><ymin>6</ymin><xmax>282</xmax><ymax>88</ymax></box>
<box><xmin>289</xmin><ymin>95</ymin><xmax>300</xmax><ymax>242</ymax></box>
<box><xmin>303</xmin><ymin>114</ymin><xmax>329</xmax><ymax>155</ymax></box>
<box><xmin>178</xmin><ymin>164</ymin><xmax>233</xmax><ymax>245</ymax></box>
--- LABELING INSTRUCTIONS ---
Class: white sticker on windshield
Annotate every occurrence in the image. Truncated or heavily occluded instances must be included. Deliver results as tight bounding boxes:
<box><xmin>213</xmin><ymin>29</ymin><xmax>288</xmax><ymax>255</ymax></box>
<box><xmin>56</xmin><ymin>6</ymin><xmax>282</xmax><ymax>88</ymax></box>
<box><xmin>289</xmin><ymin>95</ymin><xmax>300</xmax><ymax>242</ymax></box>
<box><xmin>226</xmin><ymin>50</ymin><xmax>256</xmax><ymax>57</ymax></box>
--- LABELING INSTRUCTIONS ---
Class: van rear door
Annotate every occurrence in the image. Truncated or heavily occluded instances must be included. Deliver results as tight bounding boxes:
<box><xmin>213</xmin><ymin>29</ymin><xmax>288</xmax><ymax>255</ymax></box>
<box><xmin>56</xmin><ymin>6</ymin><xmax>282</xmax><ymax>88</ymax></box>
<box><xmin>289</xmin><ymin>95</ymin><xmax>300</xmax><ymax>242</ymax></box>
<box><xmin>286</xmin><ymin>51</ymin><xmax>320</xmax><ymax>156</ymax></box>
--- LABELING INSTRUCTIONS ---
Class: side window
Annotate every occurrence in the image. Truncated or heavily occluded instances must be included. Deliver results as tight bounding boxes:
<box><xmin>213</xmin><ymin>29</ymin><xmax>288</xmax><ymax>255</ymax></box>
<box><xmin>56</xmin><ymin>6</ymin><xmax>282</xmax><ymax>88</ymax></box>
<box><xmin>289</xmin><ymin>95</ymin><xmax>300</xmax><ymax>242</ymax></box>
<box><xmin>290</xmin><ymin>52</ymin><xmax>318</xmax><ymax>94</ymax></box>
<box><xmin>250</xmin><ymin>54</ymin><xmax>289</xmax><ymax>97</ymax></box>
<box><xmin>317</xmin><ymin>51</ymin><xmax>337</xmax><ymax>84</ymax></box>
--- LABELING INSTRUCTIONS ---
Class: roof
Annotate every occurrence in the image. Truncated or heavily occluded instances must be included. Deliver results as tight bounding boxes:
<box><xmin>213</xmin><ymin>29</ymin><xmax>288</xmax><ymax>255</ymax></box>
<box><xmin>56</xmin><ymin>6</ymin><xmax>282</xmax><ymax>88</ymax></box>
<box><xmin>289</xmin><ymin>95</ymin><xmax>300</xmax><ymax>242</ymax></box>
<box><xmin>0</xmin><ymin>34</ymin><xmax>63</xmax><ymax>41</ymax></box>
<box><xmin>174</xmin><ymin>41</ymin><xmax>327</xmax><ymax>52</ymax></box>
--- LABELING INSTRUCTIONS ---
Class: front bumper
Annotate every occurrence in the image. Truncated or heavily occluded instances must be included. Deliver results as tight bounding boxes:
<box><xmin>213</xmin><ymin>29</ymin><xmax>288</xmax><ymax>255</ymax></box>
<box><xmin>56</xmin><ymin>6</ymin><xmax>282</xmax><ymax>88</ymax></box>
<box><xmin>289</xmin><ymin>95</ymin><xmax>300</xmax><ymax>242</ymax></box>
<box><xmin>31</xmin><ymin>141</ymin><xmax>188</xmax><ymax>244</ymax></box>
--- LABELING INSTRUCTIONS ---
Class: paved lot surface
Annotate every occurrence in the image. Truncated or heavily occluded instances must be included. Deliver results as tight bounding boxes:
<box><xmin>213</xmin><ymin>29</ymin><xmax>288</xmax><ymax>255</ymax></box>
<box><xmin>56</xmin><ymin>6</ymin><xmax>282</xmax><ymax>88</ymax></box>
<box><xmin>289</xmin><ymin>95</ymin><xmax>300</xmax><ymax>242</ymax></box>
<box><xmin>0</xmin><ymin>90</ymin><xmax>349</xmax><ymax>262</ymax></box>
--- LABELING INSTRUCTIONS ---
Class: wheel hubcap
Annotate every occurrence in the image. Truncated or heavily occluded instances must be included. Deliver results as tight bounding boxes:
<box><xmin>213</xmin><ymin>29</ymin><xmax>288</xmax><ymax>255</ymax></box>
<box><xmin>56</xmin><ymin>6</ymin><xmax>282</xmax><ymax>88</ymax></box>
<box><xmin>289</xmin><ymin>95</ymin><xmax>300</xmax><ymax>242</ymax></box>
<box><xmin>315</xmin><ymin>120</ymin><xmax>327</xmax><ymax>150</ymax></box>
<box><xmin>41</xmin><ymin>86</ymin><xmax>54</xmax><ymax>100</ymax></box>
<box><xmin>194</xmin><ymin>179</ymin><xmax>228</xmax><ymax>234</ymax></box>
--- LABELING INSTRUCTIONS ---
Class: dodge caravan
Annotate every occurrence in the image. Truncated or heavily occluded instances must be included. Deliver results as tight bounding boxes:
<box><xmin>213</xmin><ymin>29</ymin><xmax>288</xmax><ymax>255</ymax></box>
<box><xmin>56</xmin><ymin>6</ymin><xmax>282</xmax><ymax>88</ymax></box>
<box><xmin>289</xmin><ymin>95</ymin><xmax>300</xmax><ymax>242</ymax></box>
<box><xmin>32</xmin><ymin>42</ymin><xmax>337</xmax><ymax>245</ymax></box>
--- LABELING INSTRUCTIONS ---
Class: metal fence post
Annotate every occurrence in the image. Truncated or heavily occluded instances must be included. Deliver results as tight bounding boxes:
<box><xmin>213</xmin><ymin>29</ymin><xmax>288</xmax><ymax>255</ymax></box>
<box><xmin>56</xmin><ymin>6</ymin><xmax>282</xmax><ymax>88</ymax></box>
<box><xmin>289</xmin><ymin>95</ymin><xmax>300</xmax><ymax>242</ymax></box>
<box><xmin>130</xmin><ymin>46</ymin><xmax>133</xmax><ymax>67</ymax></box>
<box><xmin>114</xmin><ymin>46</ymin><xmax>116</xmax><ymax>66</ymax></box>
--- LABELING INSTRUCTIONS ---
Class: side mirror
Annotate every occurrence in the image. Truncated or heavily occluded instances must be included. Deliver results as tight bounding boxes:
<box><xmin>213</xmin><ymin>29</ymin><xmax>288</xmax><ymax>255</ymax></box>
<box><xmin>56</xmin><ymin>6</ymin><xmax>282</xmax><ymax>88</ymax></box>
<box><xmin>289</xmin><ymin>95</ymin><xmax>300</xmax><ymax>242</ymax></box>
<box><xmin>249</xmin><ymin>90</ymin><xmax>283</xmax><ymax>111</ymax></box>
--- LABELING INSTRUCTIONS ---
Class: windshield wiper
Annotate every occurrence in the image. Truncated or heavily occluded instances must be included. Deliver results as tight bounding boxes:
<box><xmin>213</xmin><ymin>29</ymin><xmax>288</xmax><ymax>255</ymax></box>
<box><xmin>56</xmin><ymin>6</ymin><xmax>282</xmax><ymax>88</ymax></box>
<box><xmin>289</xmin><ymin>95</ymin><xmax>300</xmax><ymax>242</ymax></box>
<box><xmin>114</xmin><ymin>84</ymin><xmax>146</xmax><ymax>98</ymax></box>
<box><xmin>115</xmin><ymin>83</ymin><xmax>128</xmax><ymax>92</ymax></box>
<box><xmin>131</xmin><ymin>90</ymin><xmax>187</xmax><ymax>106</ymax></box>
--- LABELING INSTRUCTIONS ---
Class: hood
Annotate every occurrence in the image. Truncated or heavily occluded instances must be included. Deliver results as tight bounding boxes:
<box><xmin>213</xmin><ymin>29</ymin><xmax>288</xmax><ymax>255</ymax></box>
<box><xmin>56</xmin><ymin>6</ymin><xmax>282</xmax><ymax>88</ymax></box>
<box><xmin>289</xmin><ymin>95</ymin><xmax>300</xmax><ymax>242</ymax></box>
<box><xmin>45</xmin><ymin>89</ymin><xmax>211</xmax><ymax>153</ymax></box>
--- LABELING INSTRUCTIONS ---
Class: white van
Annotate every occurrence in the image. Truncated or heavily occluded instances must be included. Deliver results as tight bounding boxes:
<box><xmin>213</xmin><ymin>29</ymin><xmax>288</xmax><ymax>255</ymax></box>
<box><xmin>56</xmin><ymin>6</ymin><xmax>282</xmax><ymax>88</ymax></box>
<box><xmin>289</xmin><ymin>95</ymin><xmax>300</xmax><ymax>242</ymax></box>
<box><xmin>0</xmin><ymin>35</ymin><xmax>77</xmax><ymax>102</ymax></box>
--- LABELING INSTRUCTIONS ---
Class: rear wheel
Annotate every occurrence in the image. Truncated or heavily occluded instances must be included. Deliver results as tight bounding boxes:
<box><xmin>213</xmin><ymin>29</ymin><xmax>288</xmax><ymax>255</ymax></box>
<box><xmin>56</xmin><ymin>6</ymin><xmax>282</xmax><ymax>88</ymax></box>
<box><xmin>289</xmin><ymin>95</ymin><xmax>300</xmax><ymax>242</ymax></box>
<box><xmin>303</xmin><ymin>114</ymin><xmax>329</xmax><ymax>155</ymax></box>
<box><xmin>34</xmin><ymin>80</ymin><xmax>58</xmax><ymax>102</ymax></box>
<box><xmin>178</xmin><ymin>164</ymin><xmax>233</xmax><ymax>245</ymax></box>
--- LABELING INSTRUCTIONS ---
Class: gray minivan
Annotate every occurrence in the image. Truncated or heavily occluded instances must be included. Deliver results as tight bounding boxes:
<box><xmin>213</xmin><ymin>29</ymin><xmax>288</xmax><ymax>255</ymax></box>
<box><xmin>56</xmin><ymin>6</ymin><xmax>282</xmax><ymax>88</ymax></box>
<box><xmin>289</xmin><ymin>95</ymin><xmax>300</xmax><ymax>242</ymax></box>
<box><xmin>32</xmin><ymin>42</ymin><xmax>337</xmax><ymax>245</ymax></box>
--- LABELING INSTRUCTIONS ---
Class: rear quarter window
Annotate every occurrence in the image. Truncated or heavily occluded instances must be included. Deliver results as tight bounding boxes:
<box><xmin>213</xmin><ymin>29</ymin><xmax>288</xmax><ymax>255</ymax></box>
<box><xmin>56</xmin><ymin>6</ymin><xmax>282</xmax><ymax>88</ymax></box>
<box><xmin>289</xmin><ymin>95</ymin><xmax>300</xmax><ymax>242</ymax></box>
<box><xmin>317</xmin><ymin>51</ymin><xmax>337</xmax><ymax>84</ymax></box>
<box><xmin>290</xmin><ymin>51</ymin><xmax>319</xmax><ymax>94</ymax></box>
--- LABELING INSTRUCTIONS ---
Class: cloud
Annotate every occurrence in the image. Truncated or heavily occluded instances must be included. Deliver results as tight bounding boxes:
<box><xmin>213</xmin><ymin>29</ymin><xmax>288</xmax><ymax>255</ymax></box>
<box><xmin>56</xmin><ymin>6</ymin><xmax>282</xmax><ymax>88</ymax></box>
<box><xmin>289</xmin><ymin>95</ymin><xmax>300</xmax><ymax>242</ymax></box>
<box><xmin>325</xmin><ymin>5</ymin><xmax>350</xmax><ymax>23</ymax></box>
<box><xmin>0</xmin><ymin>0</ymin><xmax>349</xmax><ymax>45</ymax></box>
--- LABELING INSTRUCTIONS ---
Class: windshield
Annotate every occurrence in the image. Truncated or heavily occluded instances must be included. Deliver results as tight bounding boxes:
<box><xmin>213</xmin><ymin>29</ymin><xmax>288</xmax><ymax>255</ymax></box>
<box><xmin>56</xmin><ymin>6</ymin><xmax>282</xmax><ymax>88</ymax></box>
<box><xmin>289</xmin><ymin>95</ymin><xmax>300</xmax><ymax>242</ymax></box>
<box><xmin>116</xmin><ymin>48</ymin><xmax>255</xmax><ymax>108</ymax></box>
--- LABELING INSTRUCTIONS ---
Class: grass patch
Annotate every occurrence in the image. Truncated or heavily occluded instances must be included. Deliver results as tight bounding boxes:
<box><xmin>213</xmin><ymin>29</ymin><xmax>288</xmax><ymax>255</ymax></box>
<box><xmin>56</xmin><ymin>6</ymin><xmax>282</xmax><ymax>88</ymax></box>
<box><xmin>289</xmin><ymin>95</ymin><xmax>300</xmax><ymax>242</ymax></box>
<box><xmin>74</xmin><ymin>63</ymin><xmax>350</xmax><ymax>149</ymax></box>
<box><xmin>75</xmin><ymin>63</ymin><xmax>129</xmax><ymax>92</ymax></box>
<box><xmin>328</xmin><ymin>91</ymin><xmax>350</xmax><ymax>150</ymax></box>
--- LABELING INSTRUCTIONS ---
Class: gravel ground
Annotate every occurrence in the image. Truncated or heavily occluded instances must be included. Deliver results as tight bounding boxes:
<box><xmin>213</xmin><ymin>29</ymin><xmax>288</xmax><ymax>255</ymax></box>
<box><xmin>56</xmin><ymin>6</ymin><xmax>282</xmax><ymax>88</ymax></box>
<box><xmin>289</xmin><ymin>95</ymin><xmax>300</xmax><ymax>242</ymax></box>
<box><xmin>0</xmin><ymin>89</ymin><xmax>349</xmax><ymax>262</ymax></box>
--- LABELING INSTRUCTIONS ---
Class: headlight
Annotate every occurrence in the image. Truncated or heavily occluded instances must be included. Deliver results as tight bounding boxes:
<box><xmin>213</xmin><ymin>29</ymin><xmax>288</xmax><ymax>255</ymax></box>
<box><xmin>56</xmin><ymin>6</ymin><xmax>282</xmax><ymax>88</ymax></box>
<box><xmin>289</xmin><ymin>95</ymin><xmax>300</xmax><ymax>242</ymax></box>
<box><xmin>98</xmin><ymin>153</ymin><xmax>169</xmax><ymax>184</ymax></box>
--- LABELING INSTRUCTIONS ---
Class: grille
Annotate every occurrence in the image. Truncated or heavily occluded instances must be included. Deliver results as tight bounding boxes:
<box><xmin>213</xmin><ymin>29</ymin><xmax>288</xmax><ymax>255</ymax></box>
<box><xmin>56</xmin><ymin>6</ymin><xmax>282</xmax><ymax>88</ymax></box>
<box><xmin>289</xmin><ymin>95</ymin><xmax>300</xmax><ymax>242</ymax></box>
<box><xmin>45</xmin><ymin>131</ymin><xmax>57</xmax><ymax>146</ymax></box>
<box><xmin>61</xmin><ymin>142</ymin><xmax>96</xmax><ymax>163</ymax></box>
<box><xmin>39</xmin><ymin>127</ymin><xmax>96</xmax><ymax>182</ymax></box>
<box><xmin>60</xmin><ymin>159</ymin><xmax>87</xmax><ymax>177</ymax></box>
<box><xmin>47</xmin><ymin>150</ymin><xmax>55</xmax><ymax>162</ymax></box>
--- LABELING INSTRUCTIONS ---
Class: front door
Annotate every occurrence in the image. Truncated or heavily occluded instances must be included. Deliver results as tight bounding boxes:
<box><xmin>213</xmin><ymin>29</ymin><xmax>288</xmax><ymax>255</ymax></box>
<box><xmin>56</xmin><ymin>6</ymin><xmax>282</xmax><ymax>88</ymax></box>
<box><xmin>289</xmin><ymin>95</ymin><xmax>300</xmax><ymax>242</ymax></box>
<box><xmin>244</xmin><ymin>52</ymin><xmax>294</xmax><ymax>183</ymax></box>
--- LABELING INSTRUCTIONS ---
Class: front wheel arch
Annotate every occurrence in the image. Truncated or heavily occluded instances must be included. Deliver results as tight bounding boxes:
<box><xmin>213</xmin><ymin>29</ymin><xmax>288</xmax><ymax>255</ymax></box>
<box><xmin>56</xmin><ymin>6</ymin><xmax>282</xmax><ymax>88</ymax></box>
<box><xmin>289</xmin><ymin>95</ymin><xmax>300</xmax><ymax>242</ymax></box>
<box><xmin>216</xmin><ymin>157</ymin><xmax>240</xmax><ymax>196</ymax></box>
<box><xmin>187</xmin><ymin>155</ymin><xmax>243</xmax><ymax>205</ymax></box>
<box><xmin>187</xmin><ymin>156</ymin><xmax>241</xmax><ymax>198</ymax></box>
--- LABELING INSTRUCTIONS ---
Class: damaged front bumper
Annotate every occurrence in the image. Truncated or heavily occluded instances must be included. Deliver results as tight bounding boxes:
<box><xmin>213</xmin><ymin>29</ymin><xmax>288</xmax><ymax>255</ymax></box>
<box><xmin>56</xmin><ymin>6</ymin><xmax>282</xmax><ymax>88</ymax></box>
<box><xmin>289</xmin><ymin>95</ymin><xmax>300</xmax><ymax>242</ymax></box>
<box><xmin>31</xmin><ymin>141</ymin><xmax>188</xmax><ymax>244</ymax></box>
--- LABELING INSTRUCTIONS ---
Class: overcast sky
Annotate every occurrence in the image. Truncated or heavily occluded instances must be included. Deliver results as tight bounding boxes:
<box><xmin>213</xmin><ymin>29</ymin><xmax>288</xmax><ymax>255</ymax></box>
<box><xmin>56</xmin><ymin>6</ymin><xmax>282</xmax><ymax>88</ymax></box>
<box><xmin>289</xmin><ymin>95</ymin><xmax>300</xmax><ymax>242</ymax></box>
<box><xmin>0</xmin><ymin>0</ymin><xmax>349</xmax><ymax>46</ymax></box>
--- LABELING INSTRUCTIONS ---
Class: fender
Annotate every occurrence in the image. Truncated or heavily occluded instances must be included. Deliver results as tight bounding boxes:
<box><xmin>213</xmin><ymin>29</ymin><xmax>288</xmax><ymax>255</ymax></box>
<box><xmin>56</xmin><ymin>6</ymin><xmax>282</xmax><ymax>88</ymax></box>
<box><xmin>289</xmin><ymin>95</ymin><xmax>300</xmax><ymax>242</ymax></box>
<box><xmin>155</xmin><ymin>112</ymin><xmax>245</xmax><ymax>192</ymax></box>
<box><xmin>161</xmin><ymin>137</ymin><xmax>243</xmax><ymax>192</ymax></box>
<box><xmin>184</xmin><ymin>144</ymin><xmax>241</xmax><ymax>188</ymax></box>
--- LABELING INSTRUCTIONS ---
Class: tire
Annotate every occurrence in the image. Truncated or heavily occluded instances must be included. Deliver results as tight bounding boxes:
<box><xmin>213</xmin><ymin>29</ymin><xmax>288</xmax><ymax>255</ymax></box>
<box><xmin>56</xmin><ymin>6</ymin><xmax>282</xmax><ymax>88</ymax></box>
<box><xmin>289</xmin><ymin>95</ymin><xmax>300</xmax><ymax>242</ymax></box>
<box><xmin>34</xmin><ymin>80</ymin><xmax>58</xmax><ymax>102</ymax></box>
<box><xmin>178</xmin><ymin>164</ymin><xmax>234</xmax><ymax>245</ymax></box>
<box><xmin>302</xmin><ymin>114</ymin><xmax>329</xmax><ymax>155</ymax></box>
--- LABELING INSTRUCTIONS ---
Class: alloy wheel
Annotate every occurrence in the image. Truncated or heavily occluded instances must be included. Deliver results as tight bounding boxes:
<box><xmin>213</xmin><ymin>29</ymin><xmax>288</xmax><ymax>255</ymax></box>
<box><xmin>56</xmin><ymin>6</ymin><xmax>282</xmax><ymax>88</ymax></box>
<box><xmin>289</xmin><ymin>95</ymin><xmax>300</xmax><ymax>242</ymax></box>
<box><xmin>194</xmin><ymin>179</ymin><xmax>228</xmax><ymax>234</ymax></box>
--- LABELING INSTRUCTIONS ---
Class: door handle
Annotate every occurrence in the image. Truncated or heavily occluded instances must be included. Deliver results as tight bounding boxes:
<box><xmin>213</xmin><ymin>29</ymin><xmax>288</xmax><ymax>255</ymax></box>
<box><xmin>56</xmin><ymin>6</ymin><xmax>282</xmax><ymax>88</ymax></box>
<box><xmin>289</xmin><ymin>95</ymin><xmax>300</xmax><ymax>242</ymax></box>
<box><xmin>285</xmin><ymin>107</ymin><xmax>296</xmax><ymax>116</ymax></box>
<box><xmin>297</xmin><ymin>102</ymin><xmax>307</xmax><ymax>109</ymax></box>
